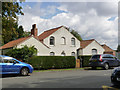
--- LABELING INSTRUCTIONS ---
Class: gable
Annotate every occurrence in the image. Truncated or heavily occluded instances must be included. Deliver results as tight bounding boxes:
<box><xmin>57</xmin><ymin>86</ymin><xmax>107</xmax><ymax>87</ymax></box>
<box><xmin>17</xmin><ymin>37</ymin><xmax>49</xmax><ymax>49</ymax></box>
<box><xmin>84</xmin><ymin>40</ymin><xmax>104</xmax><ymax>50</ymax></box>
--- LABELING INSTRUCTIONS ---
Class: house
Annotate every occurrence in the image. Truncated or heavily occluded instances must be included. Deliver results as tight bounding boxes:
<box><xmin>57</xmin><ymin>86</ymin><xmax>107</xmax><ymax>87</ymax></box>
<box><xmin>79</xmin><ymin>39</ymin><xmax>105</xmax><ymax>56</ymax></box>
<box><xmin>0</xmin><ymin>24</ymin><xmax>115</xmax><ymax>58</ymax></box>
<box><xmin>101</xmin><ymin>44</ymin><xmax>116</xmax><ymax>56</ymax></box>
<box><xmin>0</xmin><ymin>24</ymin><xmax>80</xmax><ymax>58</ymax></box>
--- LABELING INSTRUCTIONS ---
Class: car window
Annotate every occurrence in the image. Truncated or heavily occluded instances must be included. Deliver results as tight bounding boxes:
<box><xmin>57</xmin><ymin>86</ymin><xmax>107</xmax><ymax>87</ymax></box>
<box><xmin>92</xmin><ymin>55</ymin><xmax>100</xmax><ymax>59</ymax></box>
<box><xmin>102</xmin><ymin>55</ymin><xmax>110</xmax><ymax>58</ymax></box>
<box><xmin>3</xmin><ymin>59</ymin><xmax>19</xmax><ymax>63</ymax></box>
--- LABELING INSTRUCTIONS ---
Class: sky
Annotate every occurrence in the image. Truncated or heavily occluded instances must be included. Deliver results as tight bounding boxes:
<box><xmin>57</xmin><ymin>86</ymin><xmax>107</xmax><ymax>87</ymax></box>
<box><xmin>18</xmin><ymin>1</ymin><xmax>118</xmax><ymax>50</ymax></box>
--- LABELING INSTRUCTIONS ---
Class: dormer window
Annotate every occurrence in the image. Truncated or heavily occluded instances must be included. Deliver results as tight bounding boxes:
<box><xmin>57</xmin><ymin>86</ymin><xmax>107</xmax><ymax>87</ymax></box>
<box><xmin>71</xmin><ymin>38</ymin><xmax>75</xmax><ymax>46</ymax></box>
<box><xmin>50</xmin><ymin>36</ymin><xmax>55</xmax><ymax>45</ymax></box>
<box><xmin>61</xmin><ymin>37</ymin><xmax>66</xmax><ymax>45</ymax></box>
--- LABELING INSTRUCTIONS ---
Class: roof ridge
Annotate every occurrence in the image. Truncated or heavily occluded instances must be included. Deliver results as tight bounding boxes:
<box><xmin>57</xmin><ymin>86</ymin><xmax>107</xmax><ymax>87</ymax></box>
<box><xmin>81</xmin><ymin>39</ymin><xmax>95</xmax><ymax>41</ymax></box>
<box><xmin>44</xmin><ymin>26</ymin><xmax>63</xmax><ymax>32</ymax></box>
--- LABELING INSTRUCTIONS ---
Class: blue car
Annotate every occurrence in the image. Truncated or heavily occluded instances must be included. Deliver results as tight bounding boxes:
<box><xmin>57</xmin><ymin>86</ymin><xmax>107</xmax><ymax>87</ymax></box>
<box><xmin>0</xmin><ymin>55</ymin><xmax>33</xmax><ymax>76</ymax></box>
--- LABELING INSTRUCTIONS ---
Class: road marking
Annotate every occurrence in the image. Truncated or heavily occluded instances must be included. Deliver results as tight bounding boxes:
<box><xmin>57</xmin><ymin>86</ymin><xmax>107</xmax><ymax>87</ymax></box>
<box><xmin>102</xmin><ymin>85</ymin><xmax>119</xmax><ymax>90</ymax></box>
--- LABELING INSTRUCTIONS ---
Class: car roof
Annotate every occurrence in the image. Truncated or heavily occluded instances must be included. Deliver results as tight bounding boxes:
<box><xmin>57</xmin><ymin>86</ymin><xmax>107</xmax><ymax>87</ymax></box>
<box><xmin>0</xmin><ymin>55</ymin><xmax>13</xmax><ymax>59</ymax></box>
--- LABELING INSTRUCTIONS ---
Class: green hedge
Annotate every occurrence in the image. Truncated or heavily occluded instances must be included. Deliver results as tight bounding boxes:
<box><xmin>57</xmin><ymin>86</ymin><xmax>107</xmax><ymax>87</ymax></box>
<box><xmin>28</xmin><ymin>56</ymin><xmax>76</xmax><ymax>70</ymax></box>
<box><xmin>78</xmin><ymin>55</ymin><xmax>92</xmax><ymax>67</ymax></box>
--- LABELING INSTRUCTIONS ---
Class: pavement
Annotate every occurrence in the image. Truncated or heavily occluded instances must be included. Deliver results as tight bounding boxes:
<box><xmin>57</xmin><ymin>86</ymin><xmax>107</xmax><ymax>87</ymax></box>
<box><xmin>1</xmin><ymin>68</ymin><xmax>120</xmax><ymax>89</ymax></box>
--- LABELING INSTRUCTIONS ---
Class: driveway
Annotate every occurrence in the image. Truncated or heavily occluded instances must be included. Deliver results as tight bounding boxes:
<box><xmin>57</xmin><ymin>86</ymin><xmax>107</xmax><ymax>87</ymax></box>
<box><xmin>2</xmin><ymin>68</ymin><xmax>120</xmax><ymax>89</ymax></box>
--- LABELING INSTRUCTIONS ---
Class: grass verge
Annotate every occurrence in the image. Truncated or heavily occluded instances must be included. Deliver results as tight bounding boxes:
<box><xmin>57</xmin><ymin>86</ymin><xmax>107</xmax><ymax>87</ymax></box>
<box><xmin>33</xmin><ymin>68</ymin><xmax>85</xmax><ymax>72</ymax></box>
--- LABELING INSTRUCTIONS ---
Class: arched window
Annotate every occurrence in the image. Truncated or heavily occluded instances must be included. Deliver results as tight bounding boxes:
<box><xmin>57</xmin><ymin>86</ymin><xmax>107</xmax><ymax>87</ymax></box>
<box><xmin>50</xmin><ymin>36</ymin><xmax>55</xmax><ymax>45</ymax></box>
<box><xmin>71</xmin><ymin>38</ymin><xmax>75</xmax><ymax>46</ymax></box>
<box><xmin>92</xmin><ymin>49</ymin><xmax>97</xmax><ymax>55</ymax></box>
<box><xmin>61</xmin><ymin>37</ymin><xmax>66</xmax><ymax>45</ymax></box>
<box><xmin>50</xmin><ymin>52</ymin><xmax>55</xmax><ymax>56</ymax></box>
<box><xmin>61</xmin><ymin>51</ymin><xmax>66</xmax><ymax>56</ymax></box>
<box><xmin>71</xmin><ymin>52</ymin><xmax>75</xmax><ymax>56</ymax></box>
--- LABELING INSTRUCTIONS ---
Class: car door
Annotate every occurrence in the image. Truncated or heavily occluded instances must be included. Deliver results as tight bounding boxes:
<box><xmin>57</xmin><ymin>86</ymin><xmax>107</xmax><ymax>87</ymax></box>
<box><xmin>0</xmin><ymin>57</ymin><xmax>3</xmax><ymax>74</ymax></box>
<box><xmin>109</xmin><ymin>55</ymin><xmax>118</xmax><ymax>66</ymax></box>
<box><xmin>3</xmin><ymin>58</ymin><xmax>21</xmax><ymax>74</ymax></box>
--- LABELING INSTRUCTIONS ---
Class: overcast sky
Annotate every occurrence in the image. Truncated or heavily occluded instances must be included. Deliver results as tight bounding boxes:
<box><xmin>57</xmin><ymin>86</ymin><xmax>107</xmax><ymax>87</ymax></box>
<box><xmin>18</xmin><ymin>1</ymin><xmax>118</xmax><ymax>50</ymax></box>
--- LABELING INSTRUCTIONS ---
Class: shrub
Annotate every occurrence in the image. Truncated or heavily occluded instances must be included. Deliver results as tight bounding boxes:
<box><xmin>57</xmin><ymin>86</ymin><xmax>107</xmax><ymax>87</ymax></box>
<box><xmin>78</xmin><ymin>55</ymin><xmax>92</xmax><ymax>67</ymax></box>
<box><xmin>28</xmin><ymin>56</ymin><xmax>76</xmax><ymax>70</ymax></box>
<box><xmin>5</xmin><ymin>45</ymin><xmax>37</xmax><ymax>62</ymax></box>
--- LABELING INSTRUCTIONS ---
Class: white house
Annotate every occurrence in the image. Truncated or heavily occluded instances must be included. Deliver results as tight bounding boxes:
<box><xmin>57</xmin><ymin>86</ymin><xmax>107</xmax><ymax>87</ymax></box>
<box><xmin>0</xmin><ymin>24</ymin><xmax>80</xmax><ymax>58</ymax></box>
<box><xmin>0</xmin><ymin>24</ymin><xmax>115</xmax><ymax>58</ymax></box>
<box><xmin>79</xmin><ymin>39</ymin><xmax>105</xmax><ymax>56</ymax></box>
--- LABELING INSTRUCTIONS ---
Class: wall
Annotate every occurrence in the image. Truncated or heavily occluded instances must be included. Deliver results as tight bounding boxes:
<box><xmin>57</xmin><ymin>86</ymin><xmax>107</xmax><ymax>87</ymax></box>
<box><xmin>17</xmin><ymin>36</ymin><xmax>50</xmax><ymax>56</ymax></box>
<box><xmin>43</xmin><ymin>27</ymin><xmax>80</xmax><ymax>58</ymax></box>
<box><xmin>81</xmin><ymin>41</ymin><xmax>105</xmax><ymax>55</ymax></box>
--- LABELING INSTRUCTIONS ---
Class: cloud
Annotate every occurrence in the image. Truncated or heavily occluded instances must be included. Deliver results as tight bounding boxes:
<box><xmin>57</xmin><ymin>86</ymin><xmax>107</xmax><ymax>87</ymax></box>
<box><xmin>18</xmin><ymin>2</ymin><xmax>118</xmax><ymax>49</ymax></box>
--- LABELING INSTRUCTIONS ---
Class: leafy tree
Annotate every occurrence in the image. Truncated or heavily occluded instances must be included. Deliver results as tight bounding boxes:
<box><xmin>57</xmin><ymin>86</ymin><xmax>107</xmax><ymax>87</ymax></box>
<box><xmin>16</xmin><ymin>25</ymin><xmax>24</xmax><ymax>38</ymax></box>
<box><xmin>71</xmin><ymin>30</ymin><xmax>82</xmax><ymax>41</ymax></box>
<box><xmin>5</xmin><ymin>45</ymin><xmax>37</xmax><ymax>62</ymax></box>
<box><xmin>2</xmin><ymin>2</ymin><xmax>24</xmax><ymax>44</ymax></box>
<box><xmin>23</xmin><ymin>31</ymin><xmax>31</xmax><ymax>37</ymax></box>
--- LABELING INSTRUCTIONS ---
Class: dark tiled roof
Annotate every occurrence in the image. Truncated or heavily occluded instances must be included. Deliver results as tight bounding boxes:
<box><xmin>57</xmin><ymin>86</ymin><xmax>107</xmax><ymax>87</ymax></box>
<box><xmin>101</xmin><ymin>44</ymin><xmax>114</xmax><ymax>52</ymax></box>
<box><xmin>38</xmin><ymin>26</ymin><xmax>63</xmax><ymax>41</ymax></box>
<box><xmin>0</xmin><ymin>36</ymin><xmax>30</xmax><ymax>49</ymax></box>
<box><xmin>80</xmin><ymin>39</ymin><xmax>95</xmax><ymax>48</ymax></box>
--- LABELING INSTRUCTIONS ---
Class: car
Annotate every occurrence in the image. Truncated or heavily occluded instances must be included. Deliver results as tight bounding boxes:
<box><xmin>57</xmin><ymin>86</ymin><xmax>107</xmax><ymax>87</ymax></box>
<box><xmin>111</xmin><ymin>67</ymin><xmax>120</xmax><ymax>86</ymax></box>
<box><xmin>0</xmin><ymin>55</ymin><xmax>33</xmax><ymax>76</ymax></box>
<box><xmin>89</xmin><ymin>54</ymin><xmax>120</xmax><ymax>70</ymax></box>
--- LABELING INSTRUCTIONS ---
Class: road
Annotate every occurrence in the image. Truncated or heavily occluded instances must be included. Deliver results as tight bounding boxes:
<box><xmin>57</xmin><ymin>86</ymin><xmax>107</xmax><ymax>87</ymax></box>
<box><xmin>2</xmin><ymin>68</ymin><xmax>120</xmax><ymax>89</ymax></box>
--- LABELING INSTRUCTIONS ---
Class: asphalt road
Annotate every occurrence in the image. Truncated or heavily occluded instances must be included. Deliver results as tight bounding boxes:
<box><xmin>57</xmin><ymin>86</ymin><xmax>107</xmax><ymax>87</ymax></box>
<box><xmin>2</xmin><ymin>68</ymin><xmax>120</xmax><ymax>89</ymax></box>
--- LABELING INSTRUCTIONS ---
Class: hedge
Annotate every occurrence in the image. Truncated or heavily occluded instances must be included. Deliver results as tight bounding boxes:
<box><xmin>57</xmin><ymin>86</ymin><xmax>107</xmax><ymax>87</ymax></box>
<box><xmin>27</xmin><ymin>56</ymin><xmax>76</xmax><ymax>70</ymax></box>
<box><xmin>78</xmin><ymin>55</ymin><xmax>92</xmax><ymax>67</ymax></box>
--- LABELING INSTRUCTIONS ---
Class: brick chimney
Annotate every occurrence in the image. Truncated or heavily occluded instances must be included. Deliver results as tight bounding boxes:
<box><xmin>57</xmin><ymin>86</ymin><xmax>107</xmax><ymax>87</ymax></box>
<box><xmin>31</xmin><ymin>24</ymin><xmax>38</xmax><ymax>37</ymax></box>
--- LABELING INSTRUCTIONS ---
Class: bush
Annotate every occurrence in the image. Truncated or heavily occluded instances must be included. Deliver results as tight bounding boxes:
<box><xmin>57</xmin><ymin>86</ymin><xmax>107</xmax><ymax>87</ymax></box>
<box><xmin>28</xmin><ymin>56</ymin><xmax>76</xmax><ymax>70</ymax></box>
<box><xmin>5</xmin><ymin>45</ymin><xmax>37</xmax><ymax>62</ymax></box>
<box><xmin>78</xmin><ymin>55</ymin><xmax>92</xmax><ymax>67</ymax></box>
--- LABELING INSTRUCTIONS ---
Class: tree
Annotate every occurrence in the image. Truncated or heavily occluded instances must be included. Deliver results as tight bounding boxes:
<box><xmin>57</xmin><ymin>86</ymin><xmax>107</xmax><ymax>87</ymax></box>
<box><xmin>5</xmin><ymin>45</ymin><xmax>37</xmax><ymax>62</ymax></box>
<box><xmin>23</xmin><ymin>31</ymin><xmax>31</xmax><ymax>37</ymax></box>
<box><xmin>16</xmin><ymin>25</ymin><xmax>24</xmax><ymax>38</ymax></box>
<box><xmin>71</xmin><ymin>30</ymin><xmax>82</xmax><ymax>41</ymax></box>
<box><xmin>2</xmin><ymin>2</ymin><xmax>24</xmax><ymax>45</ymax></box>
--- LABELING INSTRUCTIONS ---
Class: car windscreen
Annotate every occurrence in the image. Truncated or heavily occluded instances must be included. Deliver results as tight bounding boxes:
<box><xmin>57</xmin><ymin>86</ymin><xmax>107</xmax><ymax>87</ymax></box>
<box><xmin>91</xmin><ymin>55</ymin><xmax>100</xmax><ymax>59</ymax></box>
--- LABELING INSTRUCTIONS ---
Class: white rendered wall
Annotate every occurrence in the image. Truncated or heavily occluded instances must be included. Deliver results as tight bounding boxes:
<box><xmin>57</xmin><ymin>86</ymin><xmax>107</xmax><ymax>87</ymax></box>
<box><xmin>16</xmin><ymin>36</ymin><xmax>50</xmax><ymax>56</ymax></box>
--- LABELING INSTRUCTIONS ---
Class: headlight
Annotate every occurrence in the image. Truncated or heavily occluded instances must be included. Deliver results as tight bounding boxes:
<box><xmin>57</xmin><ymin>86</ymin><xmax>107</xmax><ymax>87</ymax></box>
<box><xmin>30</xmin><ymin>64</ymin><xmax>33</xmax><ymax>68</ymax></box>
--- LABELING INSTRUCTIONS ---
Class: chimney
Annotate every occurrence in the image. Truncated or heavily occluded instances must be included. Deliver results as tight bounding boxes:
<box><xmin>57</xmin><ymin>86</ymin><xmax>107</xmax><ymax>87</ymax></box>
<box><xmin>31</xmin><ymin>24</ymin><xmax>38</xmax><ymax>37</ymax></box>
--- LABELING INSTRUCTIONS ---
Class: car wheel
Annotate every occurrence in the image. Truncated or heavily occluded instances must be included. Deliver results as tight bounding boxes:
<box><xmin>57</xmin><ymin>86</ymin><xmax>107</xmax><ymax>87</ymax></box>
<box><xmin>20</xmin><ymin>68</ymin><xmax>29</xmax><ymax>76</ymax></box>
<box><xmin>104</xmin><ymin>63</ymin><xmax>109</xmax><ymax>70</ymax></box>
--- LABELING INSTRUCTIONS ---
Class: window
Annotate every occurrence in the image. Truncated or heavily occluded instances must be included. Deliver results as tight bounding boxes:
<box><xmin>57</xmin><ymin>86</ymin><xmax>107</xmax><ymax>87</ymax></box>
<box><xmin>92</xmin><ymin>49</ymin><xmax>97</xmax><ymax>55</ymax></box>
<box><xmin>50</xmin><ymin>52</ymin><xmax>55</xmax><ymax>56</ymax></box>
<box><xmin>61</xmin><ymin>37</ymin><xmax>66</xmax><ymax>45</ymax></box>
<box><xmin>3</xmin><ymin>59</ymin><xmax>19</xmax><ymax>63</ymax></box>
<box><xmin>71</xmin><ymin>52</ymin><xmax>75</xmax><ymax>56</ymax></box>
<box><xmin>61</xmin><ymin>51</ymin><xmax>66</xmax><ymax>56</ymax></box>
<box><xmin>50</xmin><ymin>36</ymin><xmax>55</xmax><ymax>45</ymax></box>
<box><xmin>71</xmin><ymin>38</ymin><xmax>75</xmax><ymax>46</ymax></box>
